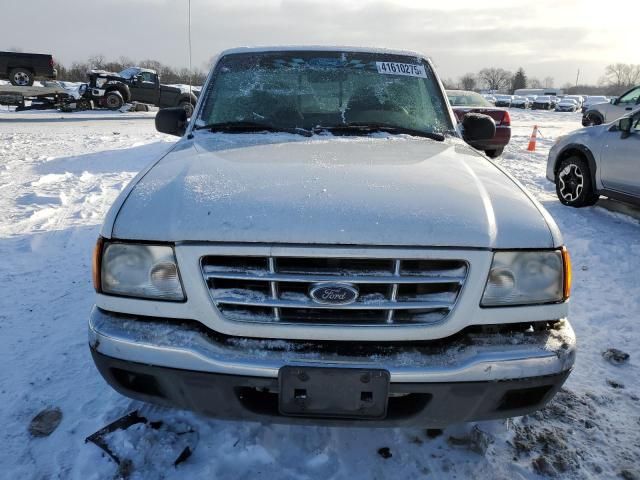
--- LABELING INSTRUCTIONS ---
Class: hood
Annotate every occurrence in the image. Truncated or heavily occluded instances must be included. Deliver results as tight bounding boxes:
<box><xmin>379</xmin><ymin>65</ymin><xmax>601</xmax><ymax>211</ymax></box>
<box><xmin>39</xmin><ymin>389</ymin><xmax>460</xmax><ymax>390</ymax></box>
<box><xmin>109</xmin><ymin>134</ymin><xmax>558</xmax><ymax>248</ymax></box>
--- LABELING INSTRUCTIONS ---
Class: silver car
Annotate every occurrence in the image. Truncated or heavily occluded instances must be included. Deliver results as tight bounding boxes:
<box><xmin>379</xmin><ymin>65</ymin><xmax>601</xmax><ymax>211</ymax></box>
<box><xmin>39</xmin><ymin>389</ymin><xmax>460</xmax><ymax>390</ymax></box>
<box><xmin>547</xmin><ymin>109</ymin><xmax>640</xmax><ymax>207</ymax></box>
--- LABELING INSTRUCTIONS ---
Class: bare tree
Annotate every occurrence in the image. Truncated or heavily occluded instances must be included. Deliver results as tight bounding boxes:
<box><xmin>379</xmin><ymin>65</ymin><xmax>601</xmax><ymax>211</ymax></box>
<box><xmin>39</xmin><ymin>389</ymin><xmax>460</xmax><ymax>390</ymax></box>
<box><xmin>87</xmin><ymin>54</ymin><xmax>106</xmax><ymax>70</ymax></box>
<box><xmin>478</xmin><ymin>68</ymin><xmax>512</xmax><ymax>92</ymax></box>
<box><xmin>441</xmin><ymin>77</ymin><xmax>457</xmax><ymax>90</ymax></box>
<box><xmin>604</xmin><ymin>63</ymin><xmax>640</xmax><ymax>88</ymax></box>
<box><xmin>459</xmin><ymin>73</ymin><xmax>477</xmax><ymax>91</ymax></box>
<box><xmin>543</xmin><ymin>76</ymin><xmax>554</xmax><ymax>88</ymax></box>
<box><xmin>529</xmin><ymin>77</ymin><xmax>542</xmax><ymax>88</ymax></box>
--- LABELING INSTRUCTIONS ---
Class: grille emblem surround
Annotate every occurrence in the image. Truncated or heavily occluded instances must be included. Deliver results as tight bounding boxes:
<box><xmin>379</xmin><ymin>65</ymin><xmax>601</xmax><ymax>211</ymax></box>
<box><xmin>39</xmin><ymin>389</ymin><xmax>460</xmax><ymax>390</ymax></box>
<box><xmin>308</xmin><ymin>283</ymin><xmax>360</xmax><ymax>305</ymax></box>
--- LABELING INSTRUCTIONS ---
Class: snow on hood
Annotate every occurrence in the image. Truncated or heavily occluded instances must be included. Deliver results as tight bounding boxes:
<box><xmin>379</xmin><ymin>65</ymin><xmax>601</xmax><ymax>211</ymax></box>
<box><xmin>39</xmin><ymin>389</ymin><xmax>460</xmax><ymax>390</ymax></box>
<box><xmin>108</xmin><ymin>134</ymin><xmax>558</xmax><ymax>248</ymax></box>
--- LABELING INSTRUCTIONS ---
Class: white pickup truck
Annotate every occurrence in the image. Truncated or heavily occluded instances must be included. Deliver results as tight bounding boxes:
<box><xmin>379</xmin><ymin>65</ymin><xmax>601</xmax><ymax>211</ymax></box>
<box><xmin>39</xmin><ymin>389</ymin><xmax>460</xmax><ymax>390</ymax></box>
<box><xmin>89</xmin><ymin>47</ymin><xmax>575</xmax><ymax>427</ymax></box>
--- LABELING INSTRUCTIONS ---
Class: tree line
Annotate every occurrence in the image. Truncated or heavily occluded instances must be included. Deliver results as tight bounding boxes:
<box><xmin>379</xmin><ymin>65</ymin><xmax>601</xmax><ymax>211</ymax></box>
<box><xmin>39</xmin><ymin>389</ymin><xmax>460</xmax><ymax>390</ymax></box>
<box><xmin>50</xmin><ymin>55</ymin><xmax>640</xmax><ymax>95</ymax></box>
<box><xmin>442</xmin><ymin>63</ymin><xmax>640</xmax><ymax>95</ymax></box>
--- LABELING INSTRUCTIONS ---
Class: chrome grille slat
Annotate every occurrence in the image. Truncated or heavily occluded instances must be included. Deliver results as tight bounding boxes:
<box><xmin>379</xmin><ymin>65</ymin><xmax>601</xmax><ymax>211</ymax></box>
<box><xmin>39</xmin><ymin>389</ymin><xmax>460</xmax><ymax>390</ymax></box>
<box><xmin>386</xmin><ymin>260</ymin><xmax>401</xmax><ymax>324</ymax></box>
<box><xmin>202</xmin><ymin>255</ymin><xmax>468</xmax><ymax>326</ymax></box>
<box><xmin>268</xmin><ymin>258</ymin><xmax>280</xmax><ymax>321</ymax></box>
<box><xmin>212</xmin><ymin>296</ymin><xmax>451</xmax><ymax>310</ymax></box>
<box><xmin>202</xmin><ymin>271</ymin><xmax>465</xmax><ymax>285</ymax></box>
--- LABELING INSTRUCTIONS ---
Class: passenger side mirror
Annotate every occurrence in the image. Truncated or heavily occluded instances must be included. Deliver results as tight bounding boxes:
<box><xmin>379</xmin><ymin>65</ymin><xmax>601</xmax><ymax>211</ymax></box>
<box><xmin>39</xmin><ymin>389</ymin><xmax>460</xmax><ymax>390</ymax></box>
<box><xmin>462</xmin><ymin>113</ymin><xmax>496</xmax><ymax>143</ymax></box>
<box><xmin>156</xmin><ymin>107</ymin><xmax>187</xmax><ymax>136</ymax></box>
<box><xmin>619</xmin><ymin>117</ymin><xmax>633</xmax><ymax>139</ymax></box>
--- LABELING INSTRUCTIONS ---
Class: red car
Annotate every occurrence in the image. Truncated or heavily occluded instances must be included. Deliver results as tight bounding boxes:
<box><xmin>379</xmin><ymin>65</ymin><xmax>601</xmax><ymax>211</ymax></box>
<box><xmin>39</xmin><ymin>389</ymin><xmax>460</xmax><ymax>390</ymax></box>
<box><xmin>446</xmin><ymin>90</ymin><xmax>511</xmax><ymax>158</ymax></box>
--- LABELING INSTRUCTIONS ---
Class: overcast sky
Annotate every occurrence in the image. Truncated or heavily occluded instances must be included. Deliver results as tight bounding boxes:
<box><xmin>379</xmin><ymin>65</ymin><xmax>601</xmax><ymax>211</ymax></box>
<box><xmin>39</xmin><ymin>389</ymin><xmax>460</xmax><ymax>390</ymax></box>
<box><xmin>2</xmin><ymin>0</ymin><xmax>638</xmax><ymax>86</ymax></box>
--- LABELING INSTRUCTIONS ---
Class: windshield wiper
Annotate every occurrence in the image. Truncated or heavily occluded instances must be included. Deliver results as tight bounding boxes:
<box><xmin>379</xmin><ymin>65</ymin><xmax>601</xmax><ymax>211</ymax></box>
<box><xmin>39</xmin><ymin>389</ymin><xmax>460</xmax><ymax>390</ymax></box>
<box><xmin>315</xmin><ymin>123</ymin><xmax>446</xmax><ymax>141</ymax></box>
<box><xmin>194</xmin><ymin>121</ymin><xmax>312</xmax><ymax>137</ymax></box>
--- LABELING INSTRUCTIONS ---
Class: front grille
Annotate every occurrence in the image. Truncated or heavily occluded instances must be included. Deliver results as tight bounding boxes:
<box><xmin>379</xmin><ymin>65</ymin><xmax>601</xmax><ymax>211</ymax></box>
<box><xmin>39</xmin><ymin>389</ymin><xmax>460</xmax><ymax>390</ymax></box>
<box><xmin>201</xmin><ymin>256</ymin><xmax>468</xmax><ymax>326</ymax></box>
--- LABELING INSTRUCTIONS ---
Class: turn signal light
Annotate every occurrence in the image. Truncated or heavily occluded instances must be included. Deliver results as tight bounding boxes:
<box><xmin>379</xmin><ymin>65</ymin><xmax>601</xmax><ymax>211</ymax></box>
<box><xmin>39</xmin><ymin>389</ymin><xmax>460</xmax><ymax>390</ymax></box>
<box><xmin>562</xmin><ymin>246</ymin><xmax>571</xmax><ymax>300</ymax></box>
<box><xmin>92</xmin><ymin>237</ymin><xmax>104</xmax><ymax>292</ymax></box>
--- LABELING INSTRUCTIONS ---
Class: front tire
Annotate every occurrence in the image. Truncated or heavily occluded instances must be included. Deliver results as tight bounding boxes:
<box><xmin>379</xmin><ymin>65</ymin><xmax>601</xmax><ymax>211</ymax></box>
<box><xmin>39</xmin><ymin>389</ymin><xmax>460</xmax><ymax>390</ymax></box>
<box><xmin>10</xmin><ymin>68</ymin><xmax>34</xmax><ymax>86</ymax></box>
<box><xmin>485</xmin><ymin>147</ymin><xmax>504</xmax><ymax>158</ymax></box>
<box><xmin>582</xmin><ymin>112</ymin><xmax>603</xmax><ymax>127</ymax></box>
<box><xmin>104</xmin><ymin>91</ymin><xmax>124</xmax><ymax>110</ymax></box>
<box><xmin>555</xmin><ymin>156</ymin><xmax>599</xmax><ymax>207</ymax></box>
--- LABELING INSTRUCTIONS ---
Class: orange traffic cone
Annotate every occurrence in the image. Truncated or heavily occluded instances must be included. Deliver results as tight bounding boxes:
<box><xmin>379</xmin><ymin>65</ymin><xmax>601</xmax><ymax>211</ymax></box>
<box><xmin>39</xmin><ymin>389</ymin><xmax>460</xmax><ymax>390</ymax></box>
<box><xmin>527</xmin><ymin>125</ymin><xmax>538</xmax><ymax>152</ymax></box>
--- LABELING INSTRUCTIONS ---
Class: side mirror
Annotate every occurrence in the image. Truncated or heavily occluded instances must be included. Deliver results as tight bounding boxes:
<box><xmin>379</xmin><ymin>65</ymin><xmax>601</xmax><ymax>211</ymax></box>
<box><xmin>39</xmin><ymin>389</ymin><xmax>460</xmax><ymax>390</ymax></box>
<box><xmin>462</xmin><ymin>113</ymin><xmax>496</xmax><ymax>143</ymax></box>
<box><xmin>619</xmin><ymin>117</ymin><xmax>633</xmax><ymax>139</ymax></box>
<box><xmin>156</xmin><ymin>107</ymin><xmax>187</xmax><ymax>136</ymax></box>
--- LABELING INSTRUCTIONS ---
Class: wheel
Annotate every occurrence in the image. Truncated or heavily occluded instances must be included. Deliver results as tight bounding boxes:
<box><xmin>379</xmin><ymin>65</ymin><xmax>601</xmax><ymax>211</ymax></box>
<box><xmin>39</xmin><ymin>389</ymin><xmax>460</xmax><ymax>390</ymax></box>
<box><xmin>485</xmin><ymin>147</ymin><xmax>504</xmax><ymax>158</ymax></box>
<box><xmin>104</xmin><ymin>91</ymin><xmax>124</xmax><ymax>110</ymax></box>
<box><xmin>9</xmin><ymin>68</ymin><xmax>34</xmax><ymax>86</ymax></box>
<box><xmin>555</xmin><ymin>156</ymin><xmax>599</xmax><ymax>207</ymax></box>
<box><xmin>582</xmin><ymin>112</ymin><xmax>603</xmax><ymax>127</ymax></box>
<box><xmin>179</xmin><ymin>100</ymin><xmax>194</xmax><ymax>117</ymax></box>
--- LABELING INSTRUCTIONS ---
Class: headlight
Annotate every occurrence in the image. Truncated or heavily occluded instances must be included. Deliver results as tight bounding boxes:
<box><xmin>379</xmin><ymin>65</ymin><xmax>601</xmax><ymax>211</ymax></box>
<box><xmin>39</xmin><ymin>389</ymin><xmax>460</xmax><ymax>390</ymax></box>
<box><xmin>96</xmin><ymin>240</ymin><xmax>185</xmax><ymax>301</ymax></box>
<box><xmin>481</xmin><ymin>249</ymin><xmax>570</xmax><ymax>307</ymax></box>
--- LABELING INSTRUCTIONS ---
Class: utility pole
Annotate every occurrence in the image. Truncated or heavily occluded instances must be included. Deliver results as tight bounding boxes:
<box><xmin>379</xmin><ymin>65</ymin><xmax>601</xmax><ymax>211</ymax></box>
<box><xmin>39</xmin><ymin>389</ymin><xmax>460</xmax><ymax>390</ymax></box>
<box><xmin>575</xmin><ymin>69</ymin><xmax>580</xmax><ymax>87</ymax></box>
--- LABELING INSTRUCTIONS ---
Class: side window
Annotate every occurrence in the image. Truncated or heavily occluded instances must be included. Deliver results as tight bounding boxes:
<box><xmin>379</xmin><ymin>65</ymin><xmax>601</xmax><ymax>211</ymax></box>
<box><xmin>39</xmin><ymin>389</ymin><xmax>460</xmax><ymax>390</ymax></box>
<box><xmin>140</xmin><ymin>72</ymin><xmax>155</xmax><ymax>83</ymax></box>
<box><xmin>618</xmin><ymin>87</ymin><xmax>640</xmax><ymax>106</ymax></box>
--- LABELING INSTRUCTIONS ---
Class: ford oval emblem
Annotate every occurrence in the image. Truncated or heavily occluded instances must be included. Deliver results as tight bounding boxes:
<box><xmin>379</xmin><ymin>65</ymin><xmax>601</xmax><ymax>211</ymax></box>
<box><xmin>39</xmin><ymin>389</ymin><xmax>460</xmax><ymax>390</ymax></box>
<box><xmin>308</xmin><ymin>283</ymin><xmax>359</xmax><ymax>305</ymax></box>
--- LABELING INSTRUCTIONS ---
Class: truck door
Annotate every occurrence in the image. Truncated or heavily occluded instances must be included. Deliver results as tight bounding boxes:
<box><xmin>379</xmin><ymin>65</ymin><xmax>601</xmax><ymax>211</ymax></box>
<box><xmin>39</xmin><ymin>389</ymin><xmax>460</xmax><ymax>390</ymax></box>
<box><xmin>131</xmin><ymin>71</ymin><xmax>158</xmax><ymax>105</ymax></box>
<box><xmin>601</xmin><ymin>112</ymin><xmax>640</xmax><ymax>196</ymax></box>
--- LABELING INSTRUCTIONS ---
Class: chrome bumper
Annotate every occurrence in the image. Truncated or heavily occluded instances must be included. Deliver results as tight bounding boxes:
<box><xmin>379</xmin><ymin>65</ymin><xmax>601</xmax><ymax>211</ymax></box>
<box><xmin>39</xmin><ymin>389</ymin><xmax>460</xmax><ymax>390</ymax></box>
<box><xmin>89</xmin><ymin>307</ymin><xmax>575</xmax><ymax>383</ymax></box>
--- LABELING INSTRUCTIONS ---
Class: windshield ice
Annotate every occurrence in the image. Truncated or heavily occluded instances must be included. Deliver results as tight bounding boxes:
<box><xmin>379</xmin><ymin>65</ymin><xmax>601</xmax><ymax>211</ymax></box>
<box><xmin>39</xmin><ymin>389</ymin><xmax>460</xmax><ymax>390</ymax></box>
<box><xmin>196</xmin><ymin>51</ymin><xmax>453</xmax><ymax>135</ymax></box>
<box><xmin>118</xmin><ymin>67</ymin><xmax>140</xmax><ymax>79</ymax></box>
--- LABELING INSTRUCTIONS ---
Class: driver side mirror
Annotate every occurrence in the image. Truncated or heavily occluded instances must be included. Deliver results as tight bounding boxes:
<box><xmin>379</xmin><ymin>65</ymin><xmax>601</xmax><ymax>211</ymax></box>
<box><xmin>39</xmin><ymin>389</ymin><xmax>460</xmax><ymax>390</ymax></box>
<box><xmin>619</xmin><ymin>116</ymin><xmax>633</xmax><ymax>139</ymax></box>
<box><xmin>462</xmin><ymin>113</ymin><xmax>496</xmax><ymax>143</ymax></box>
<box><xmin>156</xmin><ymin>107</ymin><xmax>187</xmax><ymax>136</ymax></box>
<box><xmin>610</xmin><ymin>98</ymin><xmax>617</xmax><ymax>105</ymax></box>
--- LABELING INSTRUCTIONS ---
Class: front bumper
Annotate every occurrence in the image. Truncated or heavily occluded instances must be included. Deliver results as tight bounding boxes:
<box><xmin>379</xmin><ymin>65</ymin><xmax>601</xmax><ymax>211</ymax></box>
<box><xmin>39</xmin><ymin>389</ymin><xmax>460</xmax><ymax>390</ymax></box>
<box><xmin>89</xmin><ymin>307</ymin><xmax>575</xmax><ymax>426</ymax></box>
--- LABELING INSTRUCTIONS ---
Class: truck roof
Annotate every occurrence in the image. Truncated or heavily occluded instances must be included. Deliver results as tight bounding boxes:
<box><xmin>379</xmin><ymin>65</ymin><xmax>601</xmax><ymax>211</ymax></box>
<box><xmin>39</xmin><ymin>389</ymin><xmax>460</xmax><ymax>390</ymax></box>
<box><xmin>218</xmin><ymin>45</ymin><xmax>429</xmax><ymax>59</ymax></box>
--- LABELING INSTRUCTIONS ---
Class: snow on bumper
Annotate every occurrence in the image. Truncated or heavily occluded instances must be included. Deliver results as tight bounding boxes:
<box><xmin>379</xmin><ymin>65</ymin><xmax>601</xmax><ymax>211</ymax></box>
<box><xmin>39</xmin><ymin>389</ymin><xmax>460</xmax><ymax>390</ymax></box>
<box><xmin>88</xmin><ymin>307</ymin><xmax>575</xmax><ymax>383</ymax></box>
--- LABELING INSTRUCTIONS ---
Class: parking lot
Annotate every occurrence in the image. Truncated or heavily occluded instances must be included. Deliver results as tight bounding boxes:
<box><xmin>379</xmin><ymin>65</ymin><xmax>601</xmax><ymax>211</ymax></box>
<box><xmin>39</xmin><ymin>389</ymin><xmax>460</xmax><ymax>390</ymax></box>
<box><xmin>0</xmin><ymin>107</ymin><xmax>638</xmax><ymax>479</ymax></box>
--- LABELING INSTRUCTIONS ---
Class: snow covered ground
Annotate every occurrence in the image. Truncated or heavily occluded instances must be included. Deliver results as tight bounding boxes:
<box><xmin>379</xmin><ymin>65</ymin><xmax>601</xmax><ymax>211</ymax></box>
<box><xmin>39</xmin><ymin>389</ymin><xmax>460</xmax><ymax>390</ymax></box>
<box><xmin>0</xmin><ymin>108</ymin><xmax>638</xmax><ymax>479</ymax></box>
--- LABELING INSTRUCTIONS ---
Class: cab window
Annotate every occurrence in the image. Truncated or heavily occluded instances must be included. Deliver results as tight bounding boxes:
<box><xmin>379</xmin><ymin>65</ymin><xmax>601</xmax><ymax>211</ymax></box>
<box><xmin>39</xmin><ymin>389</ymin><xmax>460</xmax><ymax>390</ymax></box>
<box><xmin>618</xmin><ymin>87</ymin><xmax>640</xmax><ymax>106</ymax></box>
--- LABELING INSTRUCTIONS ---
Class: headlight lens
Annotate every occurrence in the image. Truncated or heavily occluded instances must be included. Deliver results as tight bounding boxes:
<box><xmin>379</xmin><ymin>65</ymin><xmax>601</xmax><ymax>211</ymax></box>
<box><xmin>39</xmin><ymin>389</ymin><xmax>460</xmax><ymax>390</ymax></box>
<box><xmin>481</xmin><ymin>250</ymin><xmax>567</xmax><ymax>307</ymax></box>
<box><xmin>100</xmin><ymin>243</ymin><xmax>185</xmax><ymax>301</ymax></box>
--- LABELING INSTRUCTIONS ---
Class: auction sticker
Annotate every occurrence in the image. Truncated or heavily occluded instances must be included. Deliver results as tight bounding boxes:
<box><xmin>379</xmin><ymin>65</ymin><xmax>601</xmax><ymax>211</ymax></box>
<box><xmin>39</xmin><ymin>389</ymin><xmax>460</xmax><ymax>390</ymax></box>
<box><xmin>376</xmin><ymin>62</ymin><xmax>427</xmax><ymax>78</ymax></box>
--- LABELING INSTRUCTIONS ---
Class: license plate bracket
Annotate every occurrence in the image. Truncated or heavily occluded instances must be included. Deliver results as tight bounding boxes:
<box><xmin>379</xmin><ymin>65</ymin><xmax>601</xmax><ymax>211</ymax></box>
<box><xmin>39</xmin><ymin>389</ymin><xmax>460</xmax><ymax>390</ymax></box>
<box><xmin>278</xmin><ymin>366</ymin><xmax>390</xmax><ymax>419</ymax></box>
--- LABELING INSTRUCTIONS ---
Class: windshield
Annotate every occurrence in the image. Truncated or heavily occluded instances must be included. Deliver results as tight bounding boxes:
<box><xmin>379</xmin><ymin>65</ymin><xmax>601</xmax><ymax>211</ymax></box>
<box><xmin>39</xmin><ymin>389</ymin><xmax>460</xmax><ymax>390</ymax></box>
<box><xmin>446</xmin><ymin>91</ymin><xmax>492</xmax><ymax>107</ymax></box>
<box><xmin>196</xmin><ymin>51</ymin><xmax>453</xmax><ymax>135</ymax></box>
<box><xmin>118</xmin><ymin>67</ymin><xmax>140</xmax><ymax>79</ymax></box>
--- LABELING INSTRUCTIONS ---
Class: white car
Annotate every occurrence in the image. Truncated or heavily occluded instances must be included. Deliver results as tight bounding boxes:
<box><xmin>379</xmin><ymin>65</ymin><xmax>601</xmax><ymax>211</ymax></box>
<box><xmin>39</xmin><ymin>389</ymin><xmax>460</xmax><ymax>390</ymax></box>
<box><xmin>555</xmin><ymin>98</ymin><xmax>579</xmax><ymax>112</ymax></box>
<box><xmin>581</xmin><ymin>95</ymin><xmax>608</xmax><ymax>114</ymax></box>
<box><xmin>564</xmin><ymin>95</ymin><xmax>583</xmax><ymax>108</ymax></box>
<box><xmin>582</xmin><ymin>86</ymin><xmax>640</xmax><ymax>126</ymax></box>
<box><xmin>89</xmin><ymin>46</ymin><xmax>575</xmax><ymax>427</ymax></box>
<box><xmin>510</xmin><ymin>96</ymin><xmax>530</xmax><ymax>108</ymax></box>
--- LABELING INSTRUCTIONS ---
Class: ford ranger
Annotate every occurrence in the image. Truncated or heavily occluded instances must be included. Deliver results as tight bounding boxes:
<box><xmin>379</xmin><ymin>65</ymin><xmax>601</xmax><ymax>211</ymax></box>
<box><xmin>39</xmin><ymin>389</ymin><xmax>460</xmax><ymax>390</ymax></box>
<box><xmin>89</xmin><ymin>47</ymin><xmax>575</xmax><ymax>427</ymax></box>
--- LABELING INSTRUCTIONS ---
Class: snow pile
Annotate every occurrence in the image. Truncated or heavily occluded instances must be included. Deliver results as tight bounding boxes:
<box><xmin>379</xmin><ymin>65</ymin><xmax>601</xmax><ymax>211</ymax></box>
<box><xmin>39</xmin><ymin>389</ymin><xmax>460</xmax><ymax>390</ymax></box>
<box><xmin>0</xmin><ymin>109</ymin><xmax>638</xmax><ymax>479</ymax></box>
